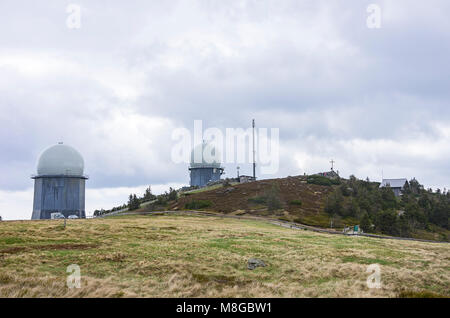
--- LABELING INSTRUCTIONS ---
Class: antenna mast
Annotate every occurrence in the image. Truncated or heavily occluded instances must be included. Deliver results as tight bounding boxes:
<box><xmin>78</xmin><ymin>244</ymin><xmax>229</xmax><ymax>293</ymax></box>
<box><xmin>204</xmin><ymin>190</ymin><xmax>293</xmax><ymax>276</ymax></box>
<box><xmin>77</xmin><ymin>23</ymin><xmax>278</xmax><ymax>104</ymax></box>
<box><xmin>252</xmin><ymin>119</ymin><xmax>256</xmax><ymax>180</ymax></box>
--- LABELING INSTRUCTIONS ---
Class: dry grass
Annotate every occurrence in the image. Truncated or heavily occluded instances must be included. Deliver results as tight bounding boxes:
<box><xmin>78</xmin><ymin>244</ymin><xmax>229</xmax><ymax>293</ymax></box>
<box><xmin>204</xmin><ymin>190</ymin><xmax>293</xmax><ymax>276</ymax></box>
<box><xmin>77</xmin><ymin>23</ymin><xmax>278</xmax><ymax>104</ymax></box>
<box><xmin>0</xmin><ymin>215</ymin><xmax>449</xmax><ymax>298</ymax></box>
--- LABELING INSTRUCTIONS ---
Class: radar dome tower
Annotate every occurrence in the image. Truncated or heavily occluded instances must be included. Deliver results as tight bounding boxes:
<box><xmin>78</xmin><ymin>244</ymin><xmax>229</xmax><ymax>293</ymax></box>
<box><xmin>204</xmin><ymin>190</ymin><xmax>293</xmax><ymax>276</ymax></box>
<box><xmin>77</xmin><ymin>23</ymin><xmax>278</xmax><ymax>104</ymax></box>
<box><xmin>189</xmin><ymin>141</ymin><xmax>224</xmax><ymax>187</ymax></box>
<box><xmin>31</xmin><ymin>142</ymin><xmax>88</xmax><ymax>219</ymax></box>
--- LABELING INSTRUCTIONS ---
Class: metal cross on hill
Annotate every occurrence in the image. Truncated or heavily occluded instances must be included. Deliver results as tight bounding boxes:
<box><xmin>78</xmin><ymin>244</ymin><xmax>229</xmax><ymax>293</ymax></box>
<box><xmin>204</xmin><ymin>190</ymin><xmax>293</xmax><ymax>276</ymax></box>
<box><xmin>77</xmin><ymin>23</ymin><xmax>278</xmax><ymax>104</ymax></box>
<box><xmin>330</xmin><ymin>159</ymin><xmax>335</xmax><ymax>171</ymax></box>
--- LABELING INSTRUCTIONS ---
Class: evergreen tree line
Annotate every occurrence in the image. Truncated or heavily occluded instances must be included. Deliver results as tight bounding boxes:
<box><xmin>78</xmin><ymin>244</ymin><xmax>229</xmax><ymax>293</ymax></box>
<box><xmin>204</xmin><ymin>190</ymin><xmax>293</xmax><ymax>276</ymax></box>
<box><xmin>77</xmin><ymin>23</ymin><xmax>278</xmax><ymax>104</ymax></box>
<box><xmin>94</xmin><ymin>186</ymin><xmax>158</xmax><ymax>216</ymax></box>
<box><xmin>324</xmin><ymin>176</ymin><xmax>449</xmax><ymax>239</ymax></box>
<box><xmin>127</xmin><ymin>185</ymin><xmax>173</xmax><ymax>211</ymax></box>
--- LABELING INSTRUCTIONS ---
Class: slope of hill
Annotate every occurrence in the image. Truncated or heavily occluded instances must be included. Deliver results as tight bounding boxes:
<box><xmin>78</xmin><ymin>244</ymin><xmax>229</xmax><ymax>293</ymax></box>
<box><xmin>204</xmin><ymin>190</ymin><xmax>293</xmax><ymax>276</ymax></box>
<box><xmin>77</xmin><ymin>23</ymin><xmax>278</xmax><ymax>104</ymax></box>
<box><xmin>170</xmin><ymin>176</ymin><xmax>347</xmax><ymax>227</ymax></box>
<box><xmin>0</xmin><ymin>215</ymin><xmax>448</xmax><ymax>297</ymax></box>
<box><xmin>166</xmin><ymin>176</ymin><xmax>449</xmax><ymax>242</ymax></box>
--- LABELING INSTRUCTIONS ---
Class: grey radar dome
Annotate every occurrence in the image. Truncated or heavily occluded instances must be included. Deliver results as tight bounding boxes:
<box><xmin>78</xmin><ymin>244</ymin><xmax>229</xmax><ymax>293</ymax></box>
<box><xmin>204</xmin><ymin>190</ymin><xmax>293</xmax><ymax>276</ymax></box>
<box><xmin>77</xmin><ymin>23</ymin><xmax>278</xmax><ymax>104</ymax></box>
<box><xmin>190</xmin><ymin>142</ymin><xmax>222</xmax><ymax>169</ymax></box>
<box><xmin>37</xmin><ymin>143</ymin><xmax>84</xmax><ymax>176</ymax></box>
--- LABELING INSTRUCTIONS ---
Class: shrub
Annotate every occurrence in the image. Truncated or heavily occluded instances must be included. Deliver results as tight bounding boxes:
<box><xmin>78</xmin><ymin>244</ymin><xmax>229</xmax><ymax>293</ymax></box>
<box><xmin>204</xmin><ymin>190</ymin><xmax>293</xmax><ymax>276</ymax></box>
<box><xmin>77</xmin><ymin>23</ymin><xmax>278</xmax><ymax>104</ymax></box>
<box><xmin>143</xmin><ymin>186</ymin><xmax>156</xmax><ymax>201</ymax></box>
<box><xmin>185</xmin><ymin>200</ymin><xmax>212</xmax><ymax>210</ymax></box>
<box><xmin>289</xmin><ymin>200</ymin><xmax>302</xmax><ymax>206</ymax></box>
<box><xmin>330</xmin><ymin>178</ymin><xmax>341</xmax><ymax>185</ymax></box>
<box><xmin>360</xmin><ymin>213</ymin><xmax>371</xmax><ymax>232</ymax></box>
<box><xmin>307</xmin><ymin>175</ymin><xmax>341</xmax><ymax>186</ymax></box>
<box><xmin>324</xmin><ymin>190</ymin><xmax>344</xmax><ymax>215</ymax></box>
<box><xmin>374</xmin><ymin>209</ymin><xmax>399</xmax><ymax>235</ymax></box>
<box><xmin>156</xmin><ymin>195</ymin><xmax>168</xmax><ymax>206</ymax></box>
<box><xmin>248</xmin><ymin>184</ymin><xmax>282</xmax><ymax>211</ymax></box>
<box><xmin>168</xmin><ymin>187</ymin><xmax>178</xmax><ymax>201</ymax></box>
<box><xmin>248</xmin><ymin>196</ymin><xmax>267</xmax><ymax>204</ymax></box>
<box><xmin>128</xmin><ymin>194</ymin><xmax>140</xmax><ymax>210</ymax></box>
<box><xmin>266</xmin><ymin>184</ymin><xmax>282</xmax><ymax>211</ymax></box>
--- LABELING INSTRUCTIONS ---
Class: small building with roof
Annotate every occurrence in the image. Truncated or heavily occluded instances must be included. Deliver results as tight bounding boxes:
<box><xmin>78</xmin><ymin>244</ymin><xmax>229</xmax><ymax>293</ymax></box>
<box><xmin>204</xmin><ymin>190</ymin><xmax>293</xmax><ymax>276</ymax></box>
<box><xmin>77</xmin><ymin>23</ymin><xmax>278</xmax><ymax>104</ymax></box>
<box><xmin>379</xmin><ymin>178</ymin><xmax>408</xmax><ymax>197</ymax></box>
<box><xmin>238</xmin><ymin>175</ymin><xmax>256</xmax><ymax>183</ymax></box>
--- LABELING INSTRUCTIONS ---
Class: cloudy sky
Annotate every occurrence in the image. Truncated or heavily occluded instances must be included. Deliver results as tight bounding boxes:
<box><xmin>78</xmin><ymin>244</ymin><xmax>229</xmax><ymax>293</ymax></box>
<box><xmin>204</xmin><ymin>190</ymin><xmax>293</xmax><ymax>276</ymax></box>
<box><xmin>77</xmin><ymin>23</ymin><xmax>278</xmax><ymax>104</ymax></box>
<box><xmin>1</xmin><ymin>0</ymin><xmax>449</xmax><ymax>220</ymax></box>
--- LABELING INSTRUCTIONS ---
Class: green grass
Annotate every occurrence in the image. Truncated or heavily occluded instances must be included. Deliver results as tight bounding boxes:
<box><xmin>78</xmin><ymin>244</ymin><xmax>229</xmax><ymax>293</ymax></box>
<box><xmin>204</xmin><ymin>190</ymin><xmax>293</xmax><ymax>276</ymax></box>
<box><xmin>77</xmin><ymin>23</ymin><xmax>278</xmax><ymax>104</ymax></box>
<box><xmin>182</xmin><ymin>184</ymin><xmax>225</xmax><ymax>195</ymax></box>
<box><xmin>0</xmin><ymin>215</ymin><xmax>448</xmax><ymax>298</ymax></box>
<box><xmin>340</xmin><ymin>256</ymin><xmax>396</xmax><ymax>266</ymax></box>
<box><xmin>0</xmin><ymin>237</ymin><xmax>26</xmax><ymax>244</ymax></box>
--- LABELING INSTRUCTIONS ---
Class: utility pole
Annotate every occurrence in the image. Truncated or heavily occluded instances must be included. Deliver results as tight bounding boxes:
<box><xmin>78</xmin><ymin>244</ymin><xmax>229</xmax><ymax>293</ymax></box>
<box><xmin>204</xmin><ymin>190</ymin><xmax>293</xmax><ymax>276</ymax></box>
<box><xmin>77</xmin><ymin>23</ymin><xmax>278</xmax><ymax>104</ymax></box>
<box><xmin>252</xmin><ymin>119</ymin><xmax>256</xmax><ymax>180</ymax></box>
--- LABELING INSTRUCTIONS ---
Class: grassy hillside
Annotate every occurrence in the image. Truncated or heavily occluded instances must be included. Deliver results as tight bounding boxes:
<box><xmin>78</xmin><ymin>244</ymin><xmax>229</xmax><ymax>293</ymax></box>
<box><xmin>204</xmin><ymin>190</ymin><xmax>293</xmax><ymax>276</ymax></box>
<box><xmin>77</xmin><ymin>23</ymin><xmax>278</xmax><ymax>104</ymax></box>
<box><xmin>0</xmin><ymin>215</ymin><xmax>449</xmax><ymax>297</ymax></box>
<box><xmin>170</xmin><ymin>176</ymin><xmax>340</xmax><ymax>227</ymax></box>
<box><xmin>167</xmin><ymin>176</ymin><xmax>449</xmax><ymax>241</ymax></box>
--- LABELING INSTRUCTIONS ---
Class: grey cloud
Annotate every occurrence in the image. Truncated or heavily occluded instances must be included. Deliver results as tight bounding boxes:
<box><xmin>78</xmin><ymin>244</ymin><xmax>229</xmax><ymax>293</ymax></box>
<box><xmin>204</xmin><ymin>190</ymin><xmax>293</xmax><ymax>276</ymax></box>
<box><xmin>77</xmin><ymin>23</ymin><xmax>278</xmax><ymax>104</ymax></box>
<box><xmin>0</xmin><ymin>0</ymin><xmax>449</xmax><ymax>198</ymax></box>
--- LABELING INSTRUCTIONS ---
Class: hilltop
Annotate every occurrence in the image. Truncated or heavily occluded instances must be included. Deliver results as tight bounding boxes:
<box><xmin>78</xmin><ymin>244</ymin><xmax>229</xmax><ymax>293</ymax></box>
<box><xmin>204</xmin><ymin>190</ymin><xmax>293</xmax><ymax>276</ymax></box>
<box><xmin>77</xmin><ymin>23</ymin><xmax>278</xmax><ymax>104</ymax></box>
<box><xmin>99</xmin><ymin>174</ymin><xmax>449</xmax><ymax>242</ymax></box>
<box><xmin>0</xmin><ymin>215</ymin><xmax>448</xmax><ymax>297</ymax></box>
<box><xmin>156</xmin><ymin>175</ymin><xmax>449</xmax><ymax>242</ymax></box>
<box><xmin>170</xmin><ymin>176</ymin><xmax>336</xmax><ymax>227</ymax></box>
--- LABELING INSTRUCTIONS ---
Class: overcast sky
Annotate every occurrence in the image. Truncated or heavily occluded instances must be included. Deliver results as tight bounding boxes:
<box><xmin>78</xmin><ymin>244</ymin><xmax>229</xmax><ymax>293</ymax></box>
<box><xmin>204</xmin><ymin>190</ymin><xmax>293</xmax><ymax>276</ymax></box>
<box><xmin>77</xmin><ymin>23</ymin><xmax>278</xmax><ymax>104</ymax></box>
<box><xmin>1</xmin><ymin>0</ymin><xmax>449</xmax><ymax>220</ymax></box>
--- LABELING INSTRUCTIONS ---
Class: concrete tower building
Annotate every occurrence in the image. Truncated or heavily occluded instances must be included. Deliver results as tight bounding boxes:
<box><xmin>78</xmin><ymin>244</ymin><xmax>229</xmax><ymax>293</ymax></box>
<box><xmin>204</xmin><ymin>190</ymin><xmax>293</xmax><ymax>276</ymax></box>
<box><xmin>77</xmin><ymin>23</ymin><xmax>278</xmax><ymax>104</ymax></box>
<box><xmin>189</xmin><ymin>142</ymin><xmax>224</xmax><ymax>187</ymax></box>
<box><xmin>31</xmin><ymin>143</ymin><xmax>88</xmax><ymax>219</ymax></box>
